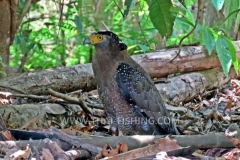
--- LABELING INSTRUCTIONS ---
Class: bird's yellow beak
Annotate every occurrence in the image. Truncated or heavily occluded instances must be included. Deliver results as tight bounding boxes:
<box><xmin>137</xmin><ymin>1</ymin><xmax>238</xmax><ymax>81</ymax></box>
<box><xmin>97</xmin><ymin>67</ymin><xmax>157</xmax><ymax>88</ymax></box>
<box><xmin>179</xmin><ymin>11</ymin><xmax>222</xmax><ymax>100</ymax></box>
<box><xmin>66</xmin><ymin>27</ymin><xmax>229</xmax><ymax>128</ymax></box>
<box><xmin>83</xmin><ymin>34</ymin><xmax>104</xmax><ymax>45</ymax></box>
<box><xmin>83</xmin><ymin>37</ymin><xmax>91</xmax><ymax>45</ymax></box>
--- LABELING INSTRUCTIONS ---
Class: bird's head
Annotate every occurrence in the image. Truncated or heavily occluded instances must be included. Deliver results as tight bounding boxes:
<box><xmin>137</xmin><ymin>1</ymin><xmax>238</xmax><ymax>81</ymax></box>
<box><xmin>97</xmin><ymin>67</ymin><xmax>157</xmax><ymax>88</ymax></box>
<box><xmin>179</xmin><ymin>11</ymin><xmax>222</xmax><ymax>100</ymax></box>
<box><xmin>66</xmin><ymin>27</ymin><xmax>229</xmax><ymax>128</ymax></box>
<box><xmin>83</xmin><ymin>31</ymin><xmax>127</xmax><ymax>51</ymax></box>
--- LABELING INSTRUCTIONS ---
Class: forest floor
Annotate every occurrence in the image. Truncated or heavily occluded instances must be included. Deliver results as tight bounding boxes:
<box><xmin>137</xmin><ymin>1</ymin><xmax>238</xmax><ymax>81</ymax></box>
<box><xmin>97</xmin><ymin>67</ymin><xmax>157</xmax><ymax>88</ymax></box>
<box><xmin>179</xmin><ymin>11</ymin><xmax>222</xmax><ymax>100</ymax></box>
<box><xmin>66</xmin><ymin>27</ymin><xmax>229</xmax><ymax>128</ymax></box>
<box><xmin>0</xmin><ymin>77</ymin><xmax>240</xmax><ymax>160</ymax></box>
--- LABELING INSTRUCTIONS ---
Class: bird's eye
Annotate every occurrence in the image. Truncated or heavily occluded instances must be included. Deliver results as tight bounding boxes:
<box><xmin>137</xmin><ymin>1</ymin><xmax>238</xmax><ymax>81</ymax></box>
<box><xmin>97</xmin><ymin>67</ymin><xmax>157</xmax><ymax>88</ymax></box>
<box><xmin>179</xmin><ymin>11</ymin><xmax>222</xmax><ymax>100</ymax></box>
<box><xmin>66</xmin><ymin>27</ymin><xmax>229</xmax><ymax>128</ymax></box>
<box><xmin>97</xmin><ymin>35</ymin><xmax>103</xmax><ymax>40</ymax></box>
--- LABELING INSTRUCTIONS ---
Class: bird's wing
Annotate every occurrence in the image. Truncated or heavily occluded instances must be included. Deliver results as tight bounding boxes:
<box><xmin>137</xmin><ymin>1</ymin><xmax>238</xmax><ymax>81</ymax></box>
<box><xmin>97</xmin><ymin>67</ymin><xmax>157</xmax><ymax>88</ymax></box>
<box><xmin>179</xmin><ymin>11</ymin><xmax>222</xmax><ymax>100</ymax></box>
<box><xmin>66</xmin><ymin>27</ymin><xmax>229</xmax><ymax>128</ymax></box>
<box><xmin>116</xmin><ymin>62</ymin><xmax>177</xmax><ymax>134</ymax></box>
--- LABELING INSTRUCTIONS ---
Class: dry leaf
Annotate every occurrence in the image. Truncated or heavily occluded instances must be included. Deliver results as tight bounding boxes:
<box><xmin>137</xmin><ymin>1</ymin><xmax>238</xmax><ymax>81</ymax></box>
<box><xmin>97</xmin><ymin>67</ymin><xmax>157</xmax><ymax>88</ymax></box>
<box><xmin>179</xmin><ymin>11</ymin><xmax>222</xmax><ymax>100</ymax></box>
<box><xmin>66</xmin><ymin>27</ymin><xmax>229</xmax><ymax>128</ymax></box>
<box><xmin>94</xmin><ymin>143</ymin><xmax>128</xmax><ymax>159</ymax></box>
<box><xmin>19</xmin><ymin>114</ymin><xmax>39</xmax><ymax>130</ymax></box>
<box><xmin>1</xmin><ymin>130</ymin><xmax>12</xmax><ymax>140</ymax></box>
<box><xmin>223</xmin><ymin>148</ymin><xmax>240</xmax><ymax>160</ymax></box>
<box><xmin>10</xmin><ymin>144</ymin><xmax>31</xmax><ymax>160</ymax></box>
<box><xmin>224</xmin><ymin>101</ymin><xmax>232</xmax><ymax>111</ymax></box>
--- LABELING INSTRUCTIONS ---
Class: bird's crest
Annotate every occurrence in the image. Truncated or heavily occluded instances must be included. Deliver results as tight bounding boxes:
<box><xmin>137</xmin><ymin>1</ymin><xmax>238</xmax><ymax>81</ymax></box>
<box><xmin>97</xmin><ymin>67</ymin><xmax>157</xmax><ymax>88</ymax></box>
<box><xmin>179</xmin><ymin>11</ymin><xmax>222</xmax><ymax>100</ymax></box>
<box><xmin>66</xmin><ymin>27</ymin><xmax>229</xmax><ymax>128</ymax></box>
<box><xmin>92</xmin><ymin>31</ymin><xmax>127</xmax><ymax>51</ymax></box>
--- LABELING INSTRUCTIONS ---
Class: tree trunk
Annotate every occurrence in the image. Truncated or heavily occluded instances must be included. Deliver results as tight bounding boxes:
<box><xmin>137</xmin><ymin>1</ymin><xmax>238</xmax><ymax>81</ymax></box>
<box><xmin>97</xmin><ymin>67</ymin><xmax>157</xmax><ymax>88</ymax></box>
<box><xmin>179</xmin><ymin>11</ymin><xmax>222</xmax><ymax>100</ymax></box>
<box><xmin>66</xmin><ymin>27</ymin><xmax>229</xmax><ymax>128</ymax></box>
<box><xmin>0</xmin><ymin>0</ymin><xmax>11</xmax><ymax>78</ymax></box>
<box><xmin>0</xmin><ymin>0</ymin><xmax>32</xmax><ymax>79</ymax></box>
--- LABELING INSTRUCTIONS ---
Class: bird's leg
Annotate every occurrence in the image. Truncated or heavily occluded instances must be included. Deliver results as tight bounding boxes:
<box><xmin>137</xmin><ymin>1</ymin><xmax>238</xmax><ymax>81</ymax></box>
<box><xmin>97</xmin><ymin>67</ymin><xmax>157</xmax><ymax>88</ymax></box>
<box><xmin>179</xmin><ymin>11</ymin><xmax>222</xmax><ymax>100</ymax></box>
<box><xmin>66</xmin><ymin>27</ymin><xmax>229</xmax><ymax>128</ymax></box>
<box><xmin>110</xmin><ymin>125</ymin><xmax>118</xmax><ymax>136</ymax></box>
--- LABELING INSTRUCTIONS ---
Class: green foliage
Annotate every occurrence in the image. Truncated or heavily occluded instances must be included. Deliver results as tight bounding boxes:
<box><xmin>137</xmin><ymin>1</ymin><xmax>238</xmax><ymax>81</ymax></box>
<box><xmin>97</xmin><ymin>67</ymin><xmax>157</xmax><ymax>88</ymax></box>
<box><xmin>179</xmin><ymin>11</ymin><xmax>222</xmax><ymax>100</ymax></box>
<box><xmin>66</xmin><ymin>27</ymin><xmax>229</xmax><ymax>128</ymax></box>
<box><xmin>201</xmin><ymin>27</ymin><xmax>216</xmax><ymax>55</ymax></box>
<box><xmin>216</xmin><ymin>36</ymin><xmax>232</xmax><ymax>75</ymax></box>
<box><xmin>74</xmin><ymin>15</ymin><xmax>83</xmax><ymax>35</ymax></box>
<box><xmin>200</xmin><ymin>3</ymin><xmax>240</xmax><ymax>75</ymax></box>
<box><xmin>224</xmin><ymin>37</ymin><xmax>238</xmax><ymax>74</ymax></box>
<box><xmin>223</xmin><ymin>0</ymin><xmax>239</xmax><ymax>31</ymax></box>
<box><xmin>9</xmin><ymin>0</ymin><xmax>239</xmax><ymax>76</ymax></box>
<box><xmin>123</xmin><ymin>0</ymin><xmax>133</xmax><ymax>18</ymax></box>
<box><xmin>219</xmin><ymin>8</ymin><xmax>240</xmax><ymax>30</ymax></box>
<box><xmin>146</xmin><ymin>0</ymin><xmax>175</xmax><ymax>38</ymax></box>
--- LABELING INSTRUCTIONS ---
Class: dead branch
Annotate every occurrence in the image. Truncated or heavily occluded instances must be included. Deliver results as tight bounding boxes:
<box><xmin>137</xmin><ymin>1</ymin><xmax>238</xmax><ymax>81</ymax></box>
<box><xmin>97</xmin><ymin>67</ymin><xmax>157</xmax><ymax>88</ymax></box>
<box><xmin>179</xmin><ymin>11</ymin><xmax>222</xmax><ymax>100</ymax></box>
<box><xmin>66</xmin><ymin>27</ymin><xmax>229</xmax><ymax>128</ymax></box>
<box><xmin>50</xmin><ymin>126</ymin><xmax>102</xmax><ymax>154</ymax></box>
<box><xmin>105</xmin><ymin>136</ymin><xmax>188</xmax><ymax>160</ymax></box>
<box><xmin>48</xmin><ymin>88</ymin><xmax>93</xmax><ymax>115</ymax></box>
<box><xmin>0</xmin><ymin>133</ymin><xmax>234</xmax><ymax>155</ymax></box>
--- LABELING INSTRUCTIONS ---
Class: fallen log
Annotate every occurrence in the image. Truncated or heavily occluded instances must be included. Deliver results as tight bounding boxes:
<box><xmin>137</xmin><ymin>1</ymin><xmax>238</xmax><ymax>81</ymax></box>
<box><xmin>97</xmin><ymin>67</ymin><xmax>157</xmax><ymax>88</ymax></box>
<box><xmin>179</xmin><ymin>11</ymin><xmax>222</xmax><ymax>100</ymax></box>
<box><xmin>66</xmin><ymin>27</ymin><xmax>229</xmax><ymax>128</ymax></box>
<box><xmin>0</xmin><ymin>68</ymin><xmax>238</xmax><ymax>115</ymax></box>
<box><xmin>103</xmin><ymin>136</ymin><xmax>195</xmax><ymax>160</ymax></box>
<box><xmin>0</xmin><ymin>41</ymin><xmax>239</xmax><ymax>95</ymax></box>
<box><xmin>157</xmin><ymin>68</ymin><xmax>237</xmax><ymax>104</ymax></box>
<box><xmin>0</xmin><ymin>133</ymin><xmax>234</xmax><ymax>154</ymax></box>
<box><xmin>135</xmin><ymin>41</ymin><xmax>240</xmax><ymax>78</ymax></box>
<box><xmin>42</xmin><ymin>138</ymin><xmax>91</xmax><ymax>160</ymax></box>
<box><xmin>79</xmin><ymin>133</ymin><xmax>234</xmax><ymax>150</ymax></box>
<box><xmin>50</xmin><ymin>126</ymin><xmax>102</xmax><ymax>155</ymax></box>
<box><xmin>0</xmin><ymin>63</ymin><xmax>96</xmax><ymax>95</ymax></box>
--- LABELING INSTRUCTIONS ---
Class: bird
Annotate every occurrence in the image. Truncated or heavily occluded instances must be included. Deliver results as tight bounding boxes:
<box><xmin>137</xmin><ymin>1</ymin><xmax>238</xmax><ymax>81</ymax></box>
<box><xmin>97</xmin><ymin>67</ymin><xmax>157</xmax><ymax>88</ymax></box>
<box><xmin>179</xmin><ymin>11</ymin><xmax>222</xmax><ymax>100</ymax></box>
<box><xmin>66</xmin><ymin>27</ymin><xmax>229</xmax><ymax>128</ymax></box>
<box><xmin>83</xmin><ymin>31</ymin><xmax>179</xmax><ymax>135</ymax></box>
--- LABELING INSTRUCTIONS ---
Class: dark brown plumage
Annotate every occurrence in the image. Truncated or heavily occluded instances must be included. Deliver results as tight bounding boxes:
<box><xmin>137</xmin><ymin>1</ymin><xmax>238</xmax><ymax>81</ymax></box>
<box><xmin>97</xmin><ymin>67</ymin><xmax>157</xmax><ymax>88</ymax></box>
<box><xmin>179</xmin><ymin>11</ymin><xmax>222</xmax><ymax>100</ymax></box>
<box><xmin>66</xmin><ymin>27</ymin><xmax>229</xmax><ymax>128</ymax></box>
<box><xmin>84</xmin><ymin>31</ymin><xmax>179</xmax><ymax>135</ymax></box>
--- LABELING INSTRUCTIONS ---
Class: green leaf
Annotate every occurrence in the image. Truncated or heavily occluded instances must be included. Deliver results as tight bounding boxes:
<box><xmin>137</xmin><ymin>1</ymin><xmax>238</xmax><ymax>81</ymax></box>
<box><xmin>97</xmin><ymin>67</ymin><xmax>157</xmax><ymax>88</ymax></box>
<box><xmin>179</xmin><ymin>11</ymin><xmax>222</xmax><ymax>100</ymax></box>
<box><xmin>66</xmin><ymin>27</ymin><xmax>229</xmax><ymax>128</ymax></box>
<box><xmin>19</xmin><ymin>37</ymin><xmax>27</xmax><ymax>54</ymax></box>
<box><xmin>219</xmin><ymin>9</ymin><xmax>240</xmax><ymax>29</ymax></box>
<box><xmin>216</xmin><ymin>36</ymin><xmax>232</xmax><ymax>76</ymax></box>
<box><xmin>27</xmin><ymin>42</ymin><xmax>35</xmax><ymax>52</ymax></box>
<box><xmin>185</xmin><ymin>7</ymin><xmax>195</xmax><ymax>24</ymax></box>
<box><xmin>223</xmin><ymin>0</ymin><xmax>239</xmax><ymax>31</ymax></box>
<box><xmin>40</xmin><ymin>28</ymin><xmax>49</xmax><ymax>34</ymax></box>
<box><xmin>74</xmin><ymin>15</ymin><xmax>82</xmax><ymax>35</ymax></box>
<box><xmin>201</xmin><ymin>27</ymin><xmax>216</xmax><ymax>55</ymax></box>
<box><xmin>146</xmin><ymin>0</ymin><xmax>175</xmax><ymax>38</ymax></box>
<box><xmin>211</xmin><ymin>0</ymin><xmax>224</xmax><ymax>11</ymax></box>
<box><xmin>175</xmin><ymin>17</ymin><xmax>195</xmax><ymax>27</ymax></box>
<box><xmin>123</xmin><ymin>0</ymin><xmax>132</xmax><ymax>18</ymax></box>
<box><xmin>223</xmin><ymin>37</ymin><xmax>239</xmax><ymax>74</ymax></box>
<box><xmin>138</xmin><ymin>44</ymin><xmax>148</xmax><ymax>53</ymax></box>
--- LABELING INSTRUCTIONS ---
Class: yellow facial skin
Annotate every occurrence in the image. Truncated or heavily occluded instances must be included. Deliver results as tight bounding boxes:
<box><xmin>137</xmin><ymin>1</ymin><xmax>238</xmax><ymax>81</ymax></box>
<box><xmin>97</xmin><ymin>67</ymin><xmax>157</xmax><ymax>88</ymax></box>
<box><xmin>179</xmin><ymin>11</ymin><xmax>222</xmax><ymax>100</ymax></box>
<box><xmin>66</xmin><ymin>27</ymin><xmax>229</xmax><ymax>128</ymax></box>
<box><xmin>90</xmin><ymin>34</ymin><xmax>105</xmax><ymax>44</ymax></box>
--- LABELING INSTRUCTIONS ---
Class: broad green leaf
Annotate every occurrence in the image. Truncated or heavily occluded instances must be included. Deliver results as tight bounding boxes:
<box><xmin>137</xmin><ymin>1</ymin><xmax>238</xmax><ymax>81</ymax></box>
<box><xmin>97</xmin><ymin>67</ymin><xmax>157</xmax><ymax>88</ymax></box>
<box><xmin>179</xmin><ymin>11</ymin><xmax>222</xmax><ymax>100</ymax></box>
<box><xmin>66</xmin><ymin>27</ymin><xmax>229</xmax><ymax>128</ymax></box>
<box><xmin>219</xmin><ymin>9</ymin><xmax>240</xmax><ymax>29</ymax></box>
<box><xmin>223</xmin><ymin>37</ymin><xmax>239</xmax><ymax>74</ymax></box>
<box><xmin>175</xmin><ymin>17</ymin><xmax>195</xmax><ymax>27</ymax></box>
<box><xmin>185</xmin><ymin>7</ymin><xmax>195</xmax><ymax>24</ymax></box>
<box><xmin>211</xmin><ymin>0</ymin><xmax>224</xmax><ymax>11</ymax></box>
<box><xmin>146</xmin><ymin>0</ymin><xmax>175</xmax><ymax>38</ymax></box>
<box><xmin>74</xmin><ymin>15</ymin><xmax>82</xmax><ymax>34</ymax></box>
<box><xmin>201</xmin><ymin>27</ymin><xmax>216</xmax><ymax>55</ymax></box>
<box><xmin>123</xmin><ymin>0</ymin><xmax>132</xmax><ymax>18</ymax></box>
<box><xmin>19</xmin><ymin>37</ymin><xmax>27</xmax><ymax>54</ymax></box>
<box><xmin>216</xmin><ymin>36</ymin><xmax>232</xmax><ymax>76</ymax></box>
<box><xmin>223</xmin><ymin>0</ymin><xmax>239</xmax><ymax>31</ymax></box>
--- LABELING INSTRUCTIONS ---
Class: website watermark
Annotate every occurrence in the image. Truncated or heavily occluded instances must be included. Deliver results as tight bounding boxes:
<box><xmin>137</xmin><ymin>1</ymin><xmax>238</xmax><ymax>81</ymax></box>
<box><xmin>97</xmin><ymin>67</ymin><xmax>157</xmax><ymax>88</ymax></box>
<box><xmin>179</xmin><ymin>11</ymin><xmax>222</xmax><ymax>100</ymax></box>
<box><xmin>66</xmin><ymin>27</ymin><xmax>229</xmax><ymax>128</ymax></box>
<box><xmin>53</xmin><ymin>116</ymin><xmax>182</xmax><ymax>127</ymax></box>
